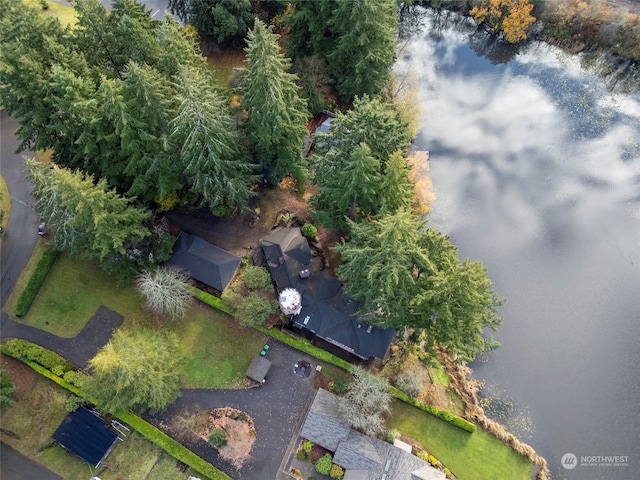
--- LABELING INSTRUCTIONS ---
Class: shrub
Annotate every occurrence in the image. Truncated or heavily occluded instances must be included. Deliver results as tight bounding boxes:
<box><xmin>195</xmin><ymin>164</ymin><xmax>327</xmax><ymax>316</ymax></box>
<box><xmin>4</xmin><ymin>339</ymin><xmax>73</xmax><ymax>373</ymax></box>
<box><xmin>296</xmin><ymin>450</ymin><xmax>307</xmax><ymax>460</ymax></box>
<box><xmin>416</xmin><ymin>450</ymin><xmax>429</xmax><ymax>461</ymax></box>
<box><xmin>315</xmin><ymin>453</ymin><xmax>333</xmax><ymax>476</ymax></box>
<box><xmin>242</xmin><ymin>265</ymin><xmax>272</xmax><ymax>290</ymax></box>
<box><xmin>208</xmin><ymin>428</ymin><xmax>227</xmax><ymax>448</ymax></box>
<box><xmin>301</xmin><ymin>223</ymin><xmax>318</xmax><ymax>241</ymax></box>
<box><xmin>443</xmin><ymin>467</ymin><xmax>452</xmax><ymax>478</ymax></box>
<box><xmin>328</xmin><ymin>379</ymin><xmax>349</xmax><ymax>396</ymax></box>
<box><xmin>0</xmin><ymin>369</ymin><xmax>18</xmax><ymax>407</ymax></box>
<box><xmin>136</xmin><ymin>266</ymin><xmax>192</xmax><ymax>320</ymax></box>
<box><xmin>303</xmin><ymin>439</ymin><xmax>314</xmax><ymax>453</ymax></box>
<box><xmin>233</xmin><ymin>293</ymin><xmax>277</xmax><ymax>326</ymax></box>
<box><xmin>330</xmin><ymin>464</ymin><xmax>344</xmax><ymax>479</ymax></box>
<box><xmin>14</xmin><ymin>248</ymin><xmax>58</xmax><ymax>317</ymax></box>
<box><xmin>428</xmin><ymin>454</ymin><xmax>438</xmax><ymax>466</ymax></box>
<box><xmin>63</xmin><ymin>370</ymin><xmax>86</xmax><ymax>387</ymax></box>
<box><xmin>65</xmin><ymin>395</ymin><xmax>85</xmax><ymax>412</ymax></box>
<box><xmin>395</xmin><ymin>369</ymin><xmax>423</xmax><ymax>398</ymax></box>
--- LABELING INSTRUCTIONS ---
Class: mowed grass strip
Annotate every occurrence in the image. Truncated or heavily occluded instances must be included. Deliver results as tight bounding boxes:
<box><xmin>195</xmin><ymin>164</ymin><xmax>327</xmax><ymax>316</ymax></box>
<box><xmin>389</xmin><ymin>400</ymin><xmax>533</xmax><ymax>480</ymax></box>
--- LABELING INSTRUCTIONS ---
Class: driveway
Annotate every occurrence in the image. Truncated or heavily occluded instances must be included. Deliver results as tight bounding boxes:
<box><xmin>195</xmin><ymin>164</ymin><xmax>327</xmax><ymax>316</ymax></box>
<box><xmin>0</xmin><ymin>111</ymin><xmax>38</xmax><ymax>308</ymax></box>
<box><xmin>150</xmin><ymin>339</ymin><xmax>317</xmax><ymax>480</ymax></box>
<box><xmin>0</xmin><ymin>443</ymin><xmax>63</xmax><ymax>480</ymax></box>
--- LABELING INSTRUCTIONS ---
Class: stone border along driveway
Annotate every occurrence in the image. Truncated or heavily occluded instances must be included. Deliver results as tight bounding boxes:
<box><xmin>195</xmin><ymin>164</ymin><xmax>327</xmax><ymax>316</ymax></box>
<box><xmin>1</xmin><ymin>306</ymin><xmax>317</xmax><ymax>480</ymax></box>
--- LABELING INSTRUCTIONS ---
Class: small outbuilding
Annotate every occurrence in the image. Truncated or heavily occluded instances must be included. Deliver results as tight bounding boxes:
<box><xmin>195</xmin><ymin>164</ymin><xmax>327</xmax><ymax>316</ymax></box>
<box><xmin>52</xmin><ymin>407</ymin><xmax>118</xmax><ymax>468</ymax></box>
<box><xmin>245</xmin><ymin>355</ymin><xmax>272</xmax><ymax>384</ymax></box>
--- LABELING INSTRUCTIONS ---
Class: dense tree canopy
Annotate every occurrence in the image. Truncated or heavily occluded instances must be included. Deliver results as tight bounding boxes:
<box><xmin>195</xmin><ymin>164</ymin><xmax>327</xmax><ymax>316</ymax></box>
<box><xmin>284</xmin><ymin>0</ymin><xmax>398</xmax><ymax>100</ymax></box>
<box><xmin>470</xmin><ymin>0</ymin><xmax>536</xmax><ymax>43</ymax></box>
<box><xmin>334</xmin><ymin>209</ymin><xmax>503</xmax><ymax>362</ymax></box>
<box><xmin>311</xmin><ymin>95</ymin><xmax>412</xmax><ymax>229</ymax></box>
<box><xmin>26</xmin><ymin>159</ymin><xmax>172</xmax><ymax>284</ymax></box>
<box><xmin>168</xmin><ymin>0</ymin><xmax>254</xmax><ymax>47</ymax></box>
<box><xmin>82</xmin><ymin>328</ymin><xmax>182</xmax><ymax>413</ymax></box>
<box><xmin>171</xmin><ymin>65</ymin><xmax>255</xmax><ymax>210</ymax></box>
<box><xmin>240</xmin><ymin>19</ymin><xmax>309</xmax><ymax>184</ymax></box>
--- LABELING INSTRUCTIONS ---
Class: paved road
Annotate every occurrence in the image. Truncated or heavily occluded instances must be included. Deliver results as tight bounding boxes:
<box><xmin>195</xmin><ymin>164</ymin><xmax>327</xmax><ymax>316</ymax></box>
<box><xmin>0</xmin><ymin>111</ymin><xmax>38</xmax><ymax>308</ymax></box>
<box><xmin>0</xmin><ymin>442</ymin><xmax>63</xmax><ymax>480</ymax></box>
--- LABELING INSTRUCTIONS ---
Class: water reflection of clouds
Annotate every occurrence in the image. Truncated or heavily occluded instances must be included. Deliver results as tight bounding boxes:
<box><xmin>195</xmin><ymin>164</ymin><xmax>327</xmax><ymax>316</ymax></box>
<box><xmin>404</xmin><ymin>32</ymin><xmax>640</xmax><ymax>246</ymax></box>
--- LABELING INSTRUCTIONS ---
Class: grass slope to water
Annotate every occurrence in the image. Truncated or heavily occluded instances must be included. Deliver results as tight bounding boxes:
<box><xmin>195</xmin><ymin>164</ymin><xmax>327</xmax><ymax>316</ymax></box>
<box><xmin>390</xmin><ymin>400</ymin><xmax>532</xmax><ymax>480</ymax></box>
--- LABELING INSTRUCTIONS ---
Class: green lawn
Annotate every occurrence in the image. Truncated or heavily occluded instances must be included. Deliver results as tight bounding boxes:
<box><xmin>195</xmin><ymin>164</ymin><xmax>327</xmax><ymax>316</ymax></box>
<box><xmin>12</xmin><ymin>253</ymin><xmax>146</xmax><ymax>337</ymax></box>
<box><xmin>160</xmin><ymin>302</ymin><xmax>267</xmax><ymax>389</ymax></box>
<box><xmin>25</xmin><ymin>0</ymin><xmax>77</xmax><ymax>27</ymax></box>
<box><xmin>389</xmin><ymin>400</ymin><xmax>533</xmax><ymax>480</ymax></box>
<box><xmin>0</xmin><ymin>176</ymin><xmax>9</xmax><ymax>233</ymax></box>
<box><xmin>10</xmin><ymin>252</ymin><xmax>265</xmax><ymax>388</ymax></box>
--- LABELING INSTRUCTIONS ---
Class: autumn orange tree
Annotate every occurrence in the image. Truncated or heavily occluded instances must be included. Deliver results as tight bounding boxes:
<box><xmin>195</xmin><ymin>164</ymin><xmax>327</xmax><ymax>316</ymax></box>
<box><xmin>470</xmin><ymin>0</ymin><xmax>536</xmax><ymax>43</ymax></box>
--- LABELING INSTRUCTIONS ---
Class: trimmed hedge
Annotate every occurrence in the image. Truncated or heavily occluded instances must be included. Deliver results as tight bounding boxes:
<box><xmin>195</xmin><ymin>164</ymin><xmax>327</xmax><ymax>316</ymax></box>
<box><xmin>3</xmin><ymin>339</ymin><xmax>73</xmax><ymax>373</ymax></box>
<box><xmin>187</xmin><ymin>286</ymin><xmax>234</xmax><ymax>315</ymax></box>
<box><xmin>14</xmin><ymin>248</ymin><xmax>59</xmax><ymax>317</ymax></box>
<box><xmin>0</xmin><ymin>344</ymin><xmax>230</xmax><ymax>480</ymax></box>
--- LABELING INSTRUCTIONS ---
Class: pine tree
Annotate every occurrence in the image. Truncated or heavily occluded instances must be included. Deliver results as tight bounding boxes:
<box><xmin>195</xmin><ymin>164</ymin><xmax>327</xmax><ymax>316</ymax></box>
<box><xmin>379</xmin><ymin>150</ymin><xmax>414</xmax><ymax>215</ymax></box>
<box><xmin>334</xmin><ymin>210</ymin><xmax>504</xmax><ymax>362</ymax></box>
<box><xmin>327</xmin><ymin>0</ymin><xmax>398</xmax><ymax>99</ymax></box>
<box><xmin>311</xmin><ymin>143</ymin><xmax>381</xmax><ymax>229</ymax></box>
<box><xmin>240</xmin><ymin>19</ymin><xmax>309</xmax><ymax>184</ymax></box>
<box><xmin>171</xmin><ymin>65</ymin><xmax>255</xmax><ymax>211</ymax></box>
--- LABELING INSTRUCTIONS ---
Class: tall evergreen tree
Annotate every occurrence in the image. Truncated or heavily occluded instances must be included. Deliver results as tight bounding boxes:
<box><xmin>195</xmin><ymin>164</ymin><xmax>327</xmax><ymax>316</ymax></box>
<box><xmin>311</xmin><ymin>96</ymin><xmax>412</xmax><ymax>228</ymax></box>
<box><xmin>283</xmin><ymin>0</ymin><xmax>334</xmax><ymax>61</ymax></box>
<box><xmin>74</xmin><ymin>0</ymin><xmax>160</xmax><ymax>79</ymax></box>
<box><xmin>328</xmin><ymin>0</ymin><xmax>398</xmax><ymax>98</ymax></box>
<box><xmin>0</xmin><ymin>0</ymin><xmax>75</xmax><ymax>154</ymax></box>
<box><xmin>240</xmin><ymin>19</ymin><xmax>309</xmax><ymax>184</ymax></box>
<box><xmin>169</xmin><ymin>0</ymin><xmax>254</xmax><ymax>48</ymax></box>
<box><xmin>311</xmin><ymin>143</ymin><xmax>382</xmax><ymax>229</ymax></box>
<box><xmin>315</xmin><ymin>95</ymin><xmax>411</xmax><ymax>167</ymax></box>
<box><xmin>334</xmin><ymin>209</ymin><xmax>504</xmax><ymax>362</ymax></box>
<box><xmin>26</xmin><ymin>159</ymin><xmax>168</xmax><ymax>284</ymax></box>
<box><xmin>171</xmin><ymin>66</ymin><xmax>254</xmax><ymax>211</ymax></box>
<box><xmin>379</xmin><ymin>150</ymin><xmax>414</xmax><ymax>215</ymax></box>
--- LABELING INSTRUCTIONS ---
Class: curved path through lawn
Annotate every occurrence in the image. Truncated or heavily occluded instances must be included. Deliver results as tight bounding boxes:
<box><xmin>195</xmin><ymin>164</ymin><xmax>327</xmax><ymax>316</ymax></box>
<box><xmin>1</xmin><ymin>306</ymin><xmax>316</xmax><ymax>480</ymax></box>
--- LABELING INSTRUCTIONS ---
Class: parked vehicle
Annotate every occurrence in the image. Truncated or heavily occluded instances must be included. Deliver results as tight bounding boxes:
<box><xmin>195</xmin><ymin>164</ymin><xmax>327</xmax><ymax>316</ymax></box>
<box><xmin>38</xmin><ymin>222</ymin><xmax>46</xmax><ymax>236</ymax></box>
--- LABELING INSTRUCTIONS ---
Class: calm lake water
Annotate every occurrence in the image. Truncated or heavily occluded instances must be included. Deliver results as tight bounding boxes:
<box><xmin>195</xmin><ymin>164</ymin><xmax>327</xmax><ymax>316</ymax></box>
<box><xmin>398</xmin><ymin>8</ymin><xmax>640</xmax><ymax>480</ymax></box>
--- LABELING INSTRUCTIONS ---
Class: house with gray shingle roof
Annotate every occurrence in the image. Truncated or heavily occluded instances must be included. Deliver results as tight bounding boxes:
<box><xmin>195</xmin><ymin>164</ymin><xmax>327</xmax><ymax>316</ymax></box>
<box><xmin>260</xmin><ymin>228</ymin><xmax>394</xmax><ymax>360</ymax></box>
<box><xmin>167</xmin><ymin>232</ymin><xmax>241</xmax><ymax>291</ymax></box>
<box><xmin>300</xmin><ymin>389</ymin><xmax>446</xmax><ymax>480</ymax></box>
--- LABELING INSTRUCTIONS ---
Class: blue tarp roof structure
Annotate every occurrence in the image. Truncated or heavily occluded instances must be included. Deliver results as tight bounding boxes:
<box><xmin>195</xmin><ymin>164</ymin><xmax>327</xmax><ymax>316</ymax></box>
<box><xmin>167</xmin><ymin>232</ymin><xmax>241</xmax><ymax>291</ymax></box>
<box><xmin>52</xmin><ymin>407</ymin><xmax>118</xmax><ymax>468</ymax></box>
